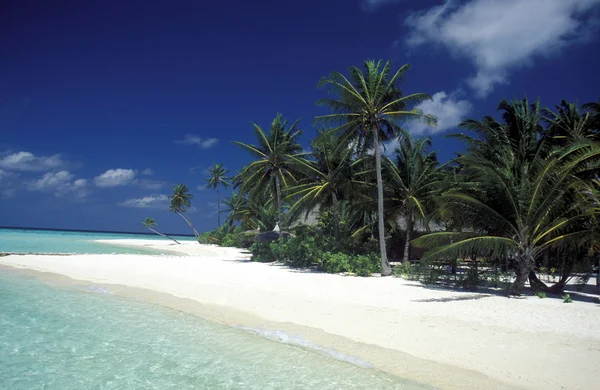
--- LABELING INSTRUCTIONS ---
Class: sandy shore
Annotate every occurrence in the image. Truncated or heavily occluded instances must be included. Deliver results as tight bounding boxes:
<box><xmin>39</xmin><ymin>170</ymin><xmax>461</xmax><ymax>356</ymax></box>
<box><xmin>1</xmin><ymin>239</ymin><xmax>599</xmax><ymax>390</ymax></box>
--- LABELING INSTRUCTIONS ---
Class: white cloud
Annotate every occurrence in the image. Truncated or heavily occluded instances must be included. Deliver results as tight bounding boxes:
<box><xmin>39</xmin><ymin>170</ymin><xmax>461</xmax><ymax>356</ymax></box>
<box><xmin>0</xmin><ymin>151</ymin><xmax>66</xmax><ymax>172</ymax></box>
<box><xmin>196</xmin><ymin>184</ymin><xmax>207</xmax><ymax>191</ymax></box>
<box><xmin>407</xmin><ymin>91</ymin><xmax>472</xmax><ymax>135</ymax></box>
<box><xmin>119</xmin><ymin>194</ymin><xmax>169</xmax><ymax>209</ymax></box>
<box><xmin>174</xmin><ymin>134</ymin><xmax>219</xmax><ymax>149</ymax></box>
<box><xmin>141</xmin><ymin>168</ymin><xmax>154</xmax><ymax>176</ymax></box>
<box><xmin>28</xmin><ymin>170</ymin><xmax>88</xmax><ymax>198</ymax></box>
<box><xmin>94</xmin><ymin>168</ymin><xmax>136</xmax><ymax>188</ymax></box>
<box><xmin>405</xmin><ymin>0</ymin><xmax>600</xmax><ymax>97</ymax></box>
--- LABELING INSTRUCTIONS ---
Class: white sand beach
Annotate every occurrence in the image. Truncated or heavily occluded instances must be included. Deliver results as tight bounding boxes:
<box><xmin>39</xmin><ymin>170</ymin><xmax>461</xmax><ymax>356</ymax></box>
<box><xmin>1</xmin><ymin>239</ymin><xmax>598</xmax><ymax>390</ymax></box>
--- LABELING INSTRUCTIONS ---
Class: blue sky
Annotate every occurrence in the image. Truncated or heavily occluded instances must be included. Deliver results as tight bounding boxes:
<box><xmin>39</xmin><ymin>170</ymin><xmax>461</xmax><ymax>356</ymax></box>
<box><xmin>1</xmin><ymin>0</ymin><xmax>599</xmax><ymax>234</ymax></box>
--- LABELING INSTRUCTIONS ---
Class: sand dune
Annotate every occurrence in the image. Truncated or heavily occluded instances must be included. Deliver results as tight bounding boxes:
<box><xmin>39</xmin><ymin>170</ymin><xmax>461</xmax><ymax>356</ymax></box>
<box><xmin>1</xmin><ymin>239</ymin><xmax>598</xmax><ymax>390</ymax></box>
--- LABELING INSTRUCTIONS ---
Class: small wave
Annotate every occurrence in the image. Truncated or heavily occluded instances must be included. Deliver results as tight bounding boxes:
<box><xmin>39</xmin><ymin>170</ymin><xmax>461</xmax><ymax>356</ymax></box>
<box><xmin>237</xmin><ymin>326</ymin><xmax>373</xmax><ymax>368</ymax></box>
<box><xmin>77</xmin><ymin>285</ymin><xmax>111</xmax><ymax>294</ymax></box>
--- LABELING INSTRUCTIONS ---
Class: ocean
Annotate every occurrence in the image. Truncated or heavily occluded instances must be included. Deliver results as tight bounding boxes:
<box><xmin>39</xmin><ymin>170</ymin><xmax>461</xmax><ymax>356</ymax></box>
<box><xmin>0</xmin><ymin>228</ymin><xmax>428</xmax><ymax>389</ymax></box>
<box><xmin>0</xmin><ymin>227</ymin><xmax>195</xmax><ymax>255</ymax></box>
<box><xmin>0</xmin><ymin>270</ymin><xmax>427</xmax><ymax>389</ymax></box>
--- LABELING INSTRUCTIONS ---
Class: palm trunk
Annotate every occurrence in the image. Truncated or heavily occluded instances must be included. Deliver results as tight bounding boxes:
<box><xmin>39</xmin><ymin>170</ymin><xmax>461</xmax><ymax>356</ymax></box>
<box><xmin>374</xmin><ymin>130</ymin><xmax>392</xmax><ymax>276</ymax></box>
<box><xmin>177</xmin><ymin>211</ymin><xmax>200</xmax><ymax>241</ymax></box>
<box><xmin>275</xmin><ymin>173</ymin><xmax>283</xmax><ymax>238</ymax></box>
<box><xmin>510</xmin><ymin>247</ymin><xmax>534</xmax><ymax>295</ymax></box>
<box><xmin>402</xmin><ymin>216</ymin><xmax>413</xmax><ymax>264</ymax></box>
<box><xmin>331</xmin><ymin>192</ymin><xmax>340</xmax><ymax>242</ymax></box>
<box><xmin>148</xmin><ymin>228</ymin><xmax>180</xmax><ymax>244</ymax></box>
<box><xmin>217</xmin><ymin>187</ymin><xmax>221</xmax><ymax>227</ymax></box>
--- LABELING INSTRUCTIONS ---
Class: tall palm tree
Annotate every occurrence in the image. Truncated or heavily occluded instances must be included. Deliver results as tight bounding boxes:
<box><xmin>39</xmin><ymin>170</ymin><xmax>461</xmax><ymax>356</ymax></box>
<box><xmin>234</xmin><ymin>114</ymin><xmax>305</xmax><ymax>236</ymax></box>
<box><xmin>414</xmin><ymin>99</ymin><xmax>600</xmax><ymax>294</ymax></box>
<box><xmin>315</xmin><ymin>60</ymin><xmax>436</xmax><ymax>275</ymax></box>
<box><xmin>205</xmin><ymin>163</ymin><xmax>230</xmax><ymax>227</ymax></box>
<box><xmin>287</xmin><ymin>132</ymin><xmax>369</xmax><ymax>241</ymax></box>
<box><xmin>386</xmin><ymin>134</ymin><xmax>443</xmax><ymax>263</ymax></box>
<box><xmin>141</xmin><ymin>217</ymin><xmax>180</xmax><ymax>244</ymax></box>
<box><xmin>543</xmin><ymin>100</ymin><xmax>599</xmax><ymax>143</ymax></box>
<box><xmin>168</xmin><ymin>184</ymin><xmax>199</xmax><ymax>240</ymax></box>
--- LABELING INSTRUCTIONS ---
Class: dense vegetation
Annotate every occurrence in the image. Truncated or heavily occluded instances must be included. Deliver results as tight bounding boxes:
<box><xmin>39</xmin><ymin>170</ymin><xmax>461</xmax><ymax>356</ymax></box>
<box><xmin>151</xmin><ymin>60</ymin><xmax>600</xmax><ymax>296</ymax></box>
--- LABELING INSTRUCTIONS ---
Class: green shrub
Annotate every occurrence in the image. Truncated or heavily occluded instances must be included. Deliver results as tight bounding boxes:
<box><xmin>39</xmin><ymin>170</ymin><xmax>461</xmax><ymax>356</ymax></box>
<box><xmin>320</xmin><ymin>251</ymin><xmax>352</xmax><ymax>274</ymax></box>
<box><xmin>270</xmin><ymin>235</ymin><xmax>322</xmax><ymax>268</ymax></box>
<box><xmin>393</xmin><ymin>261</ymin><xmax>413</xmax><ymax>278</ymax></box>
<box><xmin>562</xmin><ymin>294</ymin><xmax>573</xmax><ymax>303</ymax></box>
<box><xmin>320</xmin><ymin>251</ymin><xmax>379</xmax><ymax>276</ymax></box>
<box><xmin>250</xmin><ymin>241</ymin><xmax>276</xmax><ymax>263</ymax></box>
<box><xmin>535</xmin><ymin>291</ymin><xmax>547</xmax><ymax>299</ymax></box>
<box><xmin>349</xmin><ymin>254</ymin><xmax>380</xmax><ymax>276</ymax></box>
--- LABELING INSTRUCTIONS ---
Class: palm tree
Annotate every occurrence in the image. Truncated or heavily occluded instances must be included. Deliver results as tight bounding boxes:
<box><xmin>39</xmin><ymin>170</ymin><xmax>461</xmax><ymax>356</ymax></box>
<box><xmin>386</xmin><ymin>134</ymin><xmax>443</xmax><ymax>263</ymax></box>
<box><xmin>223</xmin><ymin>192</ymin><xmax>253</xmax><ymax>230</ymax></box>
<box><xmin>287</xmin><ymin>132</ymin><xmax>369</xmax><ymax>241</ymax></box>
<box><xmin>315</xmin><ymin>60</ymin><xmax>436</xmax><ymax>275</ymax></box>
<box><xmin>234</xmin><ymin>114</ymin><xmax>305</xmax><ymax>236</ymax></box>
<box><xmin>543</xmin><ymin>100</ymin><xmax>599</xmax><ymax>143</ymax></box>
<box><xmin>168</xmin><ymin>184</ymin><xmax>199</xmax><ymax>239</ymax></box>
<box><xmin>205</xmin><ymin>163</ymin><xmax>230</xmax><ymax>227</ymax></box>
<box><xmin>413</xmin><ymin>99</ymin><xmax>600</xmax><ymax>295</ymax></box>
<box><xmin>141</xmin><ymin>217</ymin><xmax>180</xmax><ymax>244</ymax></box>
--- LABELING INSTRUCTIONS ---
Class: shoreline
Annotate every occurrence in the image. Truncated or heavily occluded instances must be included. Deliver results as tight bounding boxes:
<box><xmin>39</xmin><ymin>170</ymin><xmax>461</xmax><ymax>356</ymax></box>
<box><xmin>1</xmin><ymin>239</ymin><xmax>598</xmax><ymax>389</ymax></box>
<box><xmin>0</xmin><ymin>264</ymin><xmax>509</xmax><ymax>390</ymax></box>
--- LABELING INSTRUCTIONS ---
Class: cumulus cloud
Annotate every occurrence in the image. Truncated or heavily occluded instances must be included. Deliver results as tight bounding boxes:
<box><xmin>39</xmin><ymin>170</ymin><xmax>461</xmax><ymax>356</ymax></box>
<box><xmin>407</xmin><ymin>91</ymin><xmax>473</xmax><ymax>135</ymax></box>
<box><xmin>0</xmin><ymin>151</ymin><xmax>67</xmax><ymax>172</ymax></box>
<box><xmin>94</xmin><ymin>168</ymin><xmax>136</xmax><ymax>188</ymax></box>
<box><xmin>405</xmin><ymin>0</ymin><xmax>600</xmax><ymax>97</ymax></box>
<box><xmin>174</xmin><ymin>134</ymin><xmax>219</xmax><ymax>149</ymax></box>
<box><xmin>141</xmin><ymin>168</ymin><xmax>154</xmax><ymax>176</ymax></box>
<box><xmin>119</xmin><ymin>194</ymin><xmax>169</xmax><ymax>209</ymax></box>
<box><xmin>28</xmin><ymin>170</ymin><xmax>88</xmax><ymax>198</ymax></box>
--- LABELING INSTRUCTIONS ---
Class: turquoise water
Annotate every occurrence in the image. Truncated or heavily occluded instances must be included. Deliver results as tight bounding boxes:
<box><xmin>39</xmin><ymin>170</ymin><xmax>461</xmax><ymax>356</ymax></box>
<box><xmin>0</xmin><ymin>228</ymin><xmax>195</xmax><ymax>255</ymax></box>
<box><xmin>0</xmin><ymin>271</ymin><xmax>427</xmax><ymax>389</ymax></box>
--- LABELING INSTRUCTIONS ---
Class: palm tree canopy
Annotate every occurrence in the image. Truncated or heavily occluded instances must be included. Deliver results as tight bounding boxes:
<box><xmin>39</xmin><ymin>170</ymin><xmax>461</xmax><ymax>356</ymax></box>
<box><xmin>385</xmin><ymin>134</ymin><xmax>443</xmax><ymax>226</ymax></box>
<box><xmin>315</xmin><ymin>60</ymin><xmax>437</xmax><ymax>151</ymax></box>
<box><xmin>234</xmin><ymin>113</ymin><xmax>306</xmax><ymax>206</ymax></box>
<box><xmin>141</xmin><ymin>217</ymin><xmax>157</xmax><ymax>229</ymax></box>
<box><xmin>169</xmin><ymin>184</ymin><xmax>194</xmax><ymax>213</ymax></box>
<box><xmin>205</xmin><ymin>163</ymin><xmax>230</xmax><ymax>189</ymax></box>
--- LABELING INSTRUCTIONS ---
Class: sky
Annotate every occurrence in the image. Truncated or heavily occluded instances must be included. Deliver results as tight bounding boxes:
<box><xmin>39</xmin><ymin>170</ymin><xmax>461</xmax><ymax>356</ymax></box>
<box><xmin>1</xmin><ymin>0</ymin><xmax>599</xmax><ymax>234</ymax></box>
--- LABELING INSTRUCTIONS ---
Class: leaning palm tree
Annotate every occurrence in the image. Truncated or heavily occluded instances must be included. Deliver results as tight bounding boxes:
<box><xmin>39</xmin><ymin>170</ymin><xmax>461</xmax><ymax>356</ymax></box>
<box><xmin>315</xmin><ymin>60</ymin><xmax>437</xmax><ymax>275</ymax></box>
<box><xmin>386</xmin><ymin>134</ymin><xmax>443</xmax><ymax>263</ymax></box>
<box><xmin>141</xmin><ymin>217</ymin><xmax>180</xmax><ymax>244</ymax></box>
<box><xmin>205</xmin><ymin>163</ymin><xmax>230</xmax><ymax>227</ymax></box>
<box><xmin>168</xmin><ymin>184</ymin><xmax>199</xmax><ymax>240</ymax></box>
<box><xmin>234</xmin><ymin>114</ymin><xmax>306</xmax><ymax>236</ymax></box>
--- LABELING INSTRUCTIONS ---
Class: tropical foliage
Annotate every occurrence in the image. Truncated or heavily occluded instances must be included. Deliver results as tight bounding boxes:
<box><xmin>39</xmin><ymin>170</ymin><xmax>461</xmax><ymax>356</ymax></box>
<box><xmin>164</xmin><ymin>60</ymin><xmax>599</xmax><ymax>296</ymax></box>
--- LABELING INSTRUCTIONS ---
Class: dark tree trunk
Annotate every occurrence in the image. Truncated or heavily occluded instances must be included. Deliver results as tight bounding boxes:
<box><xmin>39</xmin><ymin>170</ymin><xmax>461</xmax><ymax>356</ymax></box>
<box><xmin>275</xmin><ymin>174</ymin><xmax>283</xmax><ymax>238</ymax></box>
<box><xmin>331</xmin><ymin>192</ymin><xmax>340</xmax><ymax>242</ymax></box>
<box><xmin>373</xmin><ymin>130</ymin><xmax>392</xmax><ymax>276</ymax></box>
<box><xmin>510</xmin><ymin>249</ymin><xmax>534</xmax><ymax>295</ymax></box>
<box><xmin>528</xmin><ymin>271</ymin><xmax>565</xmax><ymax>294</ymax></box>
<box><xmin>217</xmin><ymin>186</ymin><xmax>221</xmax><ymax>227</ymax></box>
<box><xmin>402</xmin><ymin>216</ymin><xmax>413</xmax><ymax>264</ymax></box>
